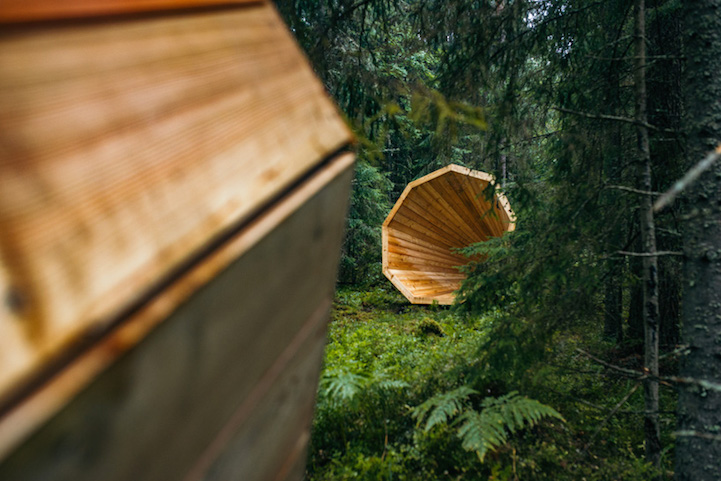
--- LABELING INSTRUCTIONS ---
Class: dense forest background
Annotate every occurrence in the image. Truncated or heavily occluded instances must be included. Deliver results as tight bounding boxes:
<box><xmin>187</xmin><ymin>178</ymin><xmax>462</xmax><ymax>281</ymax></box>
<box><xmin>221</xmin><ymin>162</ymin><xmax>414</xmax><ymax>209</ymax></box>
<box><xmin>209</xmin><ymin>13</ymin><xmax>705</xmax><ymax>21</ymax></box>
<box><xmin>273</xmin><ymin>0</ymin><xmax>721</xmax><ymax>479</ymax></box>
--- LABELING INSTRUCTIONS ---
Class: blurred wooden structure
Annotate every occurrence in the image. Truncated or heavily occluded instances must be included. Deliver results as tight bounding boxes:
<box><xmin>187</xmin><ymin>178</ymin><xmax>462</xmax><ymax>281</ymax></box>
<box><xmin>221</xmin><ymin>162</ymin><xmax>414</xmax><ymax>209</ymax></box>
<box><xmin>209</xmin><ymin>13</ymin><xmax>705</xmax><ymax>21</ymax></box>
<box><xmin>382</xmin><ymin>165</ymin><xmax>514</xmax><ymax>305</ymax></box>
<box><xmin>0</xmin><ymin>1</ymin><xmax>354</xmax><ymax>480</ymax></box>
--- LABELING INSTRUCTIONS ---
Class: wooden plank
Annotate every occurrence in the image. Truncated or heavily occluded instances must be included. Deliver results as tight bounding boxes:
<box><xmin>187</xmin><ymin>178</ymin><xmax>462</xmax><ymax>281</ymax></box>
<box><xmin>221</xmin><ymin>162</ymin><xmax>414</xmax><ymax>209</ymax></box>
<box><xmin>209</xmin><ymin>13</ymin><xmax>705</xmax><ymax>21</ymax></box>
<box><xmin>385</xmin><ymin>260</ymin><xmax>462</xmax><ymax>275</ymax></box>
<box><xmin>0</xmin><ymin>153</ymin><xmax>354</xmax><ymax>480</ymax></box>
<box><xmin>0</xmin><ymin>4</ymin><xmax>352</xmax><ymax>401</ymax></box>
<box><xmin>392</xmin><ymin>272</ymin><xmax>466</xmax><ymax>284</ymax></box>
<box><xmin>387</xmin><ymin>240</ymin><xmax>466</xmax><ymax>265</ymax></box>
<box><xmin>387</xmin><ymin>214</ymin><xmax>456</xmax><ymax>251</ymax></box>
<box><xmin>0</xmin><ymin>0</ymin><xmax>260</xmax><ymax>22</ymax></box>
<box><xmin>436</xmin><ymin>172</ymin><xmax>493</xmax><ymax>243</ymax></box>
<box><xmin>414</xmin><ymin>182</ymin><xmax>481</xmax><ymax>245</ymax></box>
<box><xmin>388</xmin><ymin>228</ymin><xmax>465</xmax><ymax>260</ymax></box>
<box><xmin>400</xmin><ymin>194</ymin><xmax>475</xmax><ymax>248</ymax></box>
<box><xmin>462</xmin><ymin>174</ymin><xmax>506</xmax><ymax>237</ymax></box>
<box><xmin>444</xmin><ymin>171</ymin><xmax>497</xmax><ymax>240</ymax></box>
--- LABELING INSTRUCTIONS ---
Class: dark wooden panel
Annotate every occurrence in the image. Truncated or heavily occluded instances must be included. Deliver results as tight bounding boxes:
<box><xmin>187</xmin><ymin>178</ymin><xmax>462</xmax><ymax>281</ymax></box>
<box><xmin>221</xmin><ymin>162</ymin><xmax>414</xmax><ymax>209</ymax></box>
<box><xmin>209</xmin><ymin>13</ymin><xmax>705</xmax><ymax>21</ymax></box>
<box><xmin>0</xmin><ymin>159</ymin><xmax>354</xmax><ymax>481</ymax></box>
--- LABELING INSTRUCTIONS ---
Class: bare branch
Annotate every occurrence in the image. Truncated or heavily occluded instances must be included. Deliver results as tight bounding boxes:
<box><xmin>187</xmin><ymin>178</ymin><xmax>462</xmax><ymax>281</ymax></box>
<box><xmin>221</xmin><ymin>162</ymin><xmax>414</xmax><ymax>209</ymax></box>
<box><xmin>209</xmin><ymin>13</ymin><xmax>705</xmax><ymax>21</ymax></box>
<box><xmin>675</xmin><ymin>430</ymin><xmax>721</xmax><ymax>442</ymax></box>
<box><xmin>552</xmin><ymin>107</ymin><xmax>675</xmax><ymax>133</ymax></box>
<box><xmin>606</xmin><ymin>184</ymin><xmax>660</xmax><ymax>196</ymax></box>
<box><xmin>583</xmin><ymin>382</ymin><xmax>641</xmax><ymax>453</ymax></box>
<box><xmin>653</xmin><ymin>144</ymin><xmax>721</xmax><ymax>212</ymax></box>
<box><xmin>576</xmin><ymin>349</ymin><xmax>644</xmax><ymax>377</ymax></box>
<box><xmin>576</xmin><ymin>349</ymin><xmax>721</xmax><ymax>392</ymax></box>
<box><xmin>616</xmin><ymin>250</ymin><xmax>683</xmax><ymax>257</ymax></box>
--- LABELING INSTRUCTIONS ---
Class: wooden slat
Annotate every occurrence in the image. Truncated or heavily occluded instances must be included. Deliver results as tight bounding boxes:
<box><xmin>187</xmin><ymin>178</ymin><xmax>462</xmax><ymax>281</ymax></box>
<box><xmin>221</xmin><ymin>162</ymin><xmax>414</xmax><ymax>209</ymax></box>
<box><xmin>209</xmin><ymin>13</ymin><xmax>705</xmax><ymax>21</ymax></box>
<box><xmin>445</xmin><ymin>171</ymin><xmax>499</xmax><ymax>240</ymax></box>
<box><xmin>0</xmin><ymin>153</ymin><xmax>354</xmax><ymax>479</ymax></box>
<box><xmin>462</xmin><ymin>173</ymin><xmax>506</xmax><ymax>237</ymax></box>
<box><xmin>387</xmin><ymin>241</ymin><xmax>466</xmax><ymax>266</ymax></box>
<box><xmin>436</xmin><ymin>173</ymin><xmax>494</xmax><ymax>243</ymax></box>
<box><xmin>388</xmin><ymin>228</ymin><xmax>465</xmax><ymax>259</ymax></box>
<box><xmin>415</xmin><ymin>182</ymin><xmax>482</xmax><ymax>245</ymax></box>
<box><xmin>0</xmin><ymin>0</ymin><xmax>260</xmax><ymax>22</ymax></box>
<box><xmin>387</xmin><ymin>216</ymin><xmax>456</xmax><ymax>252</ymax></box>
<box><xmin>0</xmin><ymin>4</ymin><xmax>351</xmax><ymax>403</ymax></box>
<box><xmin>401</xmin><ymin>194</ymin><xmax>476</xmax><ymax>248</ymax></box>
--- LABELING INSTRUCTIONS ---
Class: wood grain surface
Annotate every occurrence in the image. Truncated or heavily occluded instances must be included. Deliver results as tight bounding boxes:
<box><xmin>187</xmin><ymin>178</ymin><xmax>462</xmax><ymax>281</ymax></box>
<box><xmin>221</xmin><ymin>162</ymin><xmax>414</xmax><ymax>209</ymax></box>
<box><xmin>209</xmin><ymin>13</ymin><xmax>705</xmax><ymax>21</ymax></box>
<box><xmin>382</xmin><ymin>165</ymin><xmax>514</xmax><ymax>305</ymax></box>
<box><xmin>0</xmin><ymin>3</ymin><xmax>351</xmax><ymax>405</ymax></box>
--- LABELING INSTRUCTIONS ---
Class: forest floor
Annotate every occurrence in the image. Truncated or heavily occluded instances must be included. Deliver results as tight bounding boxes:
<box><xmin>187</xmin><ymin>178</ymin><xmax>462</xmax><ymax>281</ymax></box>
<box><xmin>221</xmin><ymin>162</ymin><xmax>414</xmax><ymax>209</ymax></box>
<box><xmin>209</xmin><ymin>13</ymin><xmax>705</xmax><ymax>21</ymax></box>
<box><xmin>305</xmin><ymin>286</ymin><xmax>677</xmax><ymax>480</ymax></box>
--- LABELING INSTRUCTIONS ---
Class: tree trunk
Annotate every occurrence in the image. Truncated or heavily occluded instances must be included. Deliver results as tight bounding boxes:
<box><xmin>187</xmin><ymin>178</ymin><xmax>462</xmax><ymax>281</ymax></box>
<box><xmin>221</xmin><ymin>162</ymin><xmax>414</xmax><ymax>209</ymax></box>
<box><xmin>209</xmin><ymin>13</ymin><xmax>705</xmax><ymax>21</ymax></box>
<box><xmin>676</xmin><ymin>1</ymin><xmax>721</xmax><ymax>479</ymax></box>
<box><xmin>634</xmin><ymin>0</ymin><xmax>661</xmax><ymax>470</ymax></box>
<box><xmin>603</xmin><ymin>55</ymin><xmax>624</xmax><ymax>345</ymax></box>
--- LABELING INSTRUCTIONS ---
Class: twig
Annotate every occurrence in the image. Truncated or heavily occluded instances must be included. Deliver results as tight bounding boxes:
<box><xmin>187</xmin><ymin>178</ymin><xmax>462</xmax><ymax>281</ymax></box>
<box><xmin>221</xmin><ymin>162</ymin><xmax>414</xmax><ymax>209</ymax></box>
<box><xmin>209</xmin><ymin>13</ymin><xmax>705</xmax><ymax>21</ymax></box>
<box><xmin>547</xmin><ymin>387</ymin><xmax>673</xmax><ymax>415</ymax></box>
<box><xmin>616</xmin><ymin>250</ymin><xmax>683</xmax><ymax>257</ymax></box>
<box><xmin>584</xmin><ymin>54</ymin><xmax>685</xmax><ymax>61</ymax></box>
<box><xmin>606</xmin><ymin>184</ymin><xmax>661</xmax><ymax>196</ymax></box>
<box><xmin>675</xmin><ymin>430</ymin><xmax>721</xmax><ymax>442</ymax></box>
<box><xmin>552</xmin><ymin>107</ymin><xmax>675</xmax><ymax>133</ymax></box>
<box><xmin>576</xmin><ymin>349</ymin><xmax>721</xmax><ymax>392</ymax></box>
<box><xmin>583</xmin><ymin>382</ymin><xmax>641</xmax><ymax>454</ymax></box>
<box><xmin>653</xmin><ymin>144</ymin><xmax>721</xmax><ymax>212</ymax></box>
<box><xmin>576</xmin><ymin>349</ymin><xmax>643</xmax><ymax>377</ymax></box>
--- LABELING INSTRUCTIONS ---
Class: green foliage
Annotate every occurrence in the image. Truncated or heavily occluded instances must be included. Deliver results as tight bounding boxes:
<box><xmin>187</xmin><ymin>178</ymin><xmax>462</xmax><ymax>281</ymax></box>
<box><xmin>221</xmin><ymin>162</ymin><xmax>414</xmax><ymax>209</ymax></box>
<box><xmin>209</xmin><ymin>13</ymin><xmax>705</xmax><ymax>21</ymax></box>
<box><xmin>455</xmin><ymin>392</ymin><xmax>564</xmax><ymax>462</ymax></box>
<box><xmin>276</xmin><ymin>0</ymin><xmax>685</xmax><ymax>476</ymax></box>
<box><xmin>338</xmin><ymin>161</ymin><xmax>392</xmax><ymax>285</ymax></box>
<box><xmin>413</xmin><ymin>385</ymin><xmax>477</xmax><ymax>431</ymax></box>
<box><xmin>413</xmin><ymin>387</ymin><xmax>564</xmax><ymax>462</ymax></box>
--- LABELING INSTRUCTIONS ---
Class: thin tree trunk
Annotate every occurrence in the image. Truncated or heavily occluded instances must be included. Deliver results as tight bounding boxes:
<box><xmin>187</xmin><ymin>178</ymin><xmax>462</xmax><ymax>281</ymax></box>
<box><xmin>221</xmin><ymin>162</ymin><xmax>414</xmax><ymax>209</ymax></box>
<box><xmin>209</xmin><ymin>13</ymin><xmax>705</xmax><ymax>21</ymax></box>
<box><xmin>676</xmin><ymin>1</ymin><xmax>721</xmax><ymax>479</ymax></box>
<box><xmin>603</xmin><ymin>55</ymin><xmax>624</xmax><ymax>344</ymax></box>
<box><xmin>634</xmin><ymin>0</ymin><xmax>661</xmax><ymax>470</ymax></box>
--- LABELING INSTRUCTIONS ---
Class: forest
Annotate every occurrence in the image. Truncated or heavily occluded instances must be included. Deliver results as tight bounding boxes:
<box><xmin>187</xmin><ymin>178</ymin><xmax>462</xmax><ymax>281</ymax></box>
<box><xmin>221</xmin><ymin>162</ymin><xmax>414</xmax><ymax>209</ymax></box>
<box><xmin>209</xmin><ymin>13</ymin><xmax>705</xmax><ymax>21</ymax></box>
<box><xmin>273</xmin><ymin>0</ymin><xmax>721</xmax><ymax>479</ymax></box>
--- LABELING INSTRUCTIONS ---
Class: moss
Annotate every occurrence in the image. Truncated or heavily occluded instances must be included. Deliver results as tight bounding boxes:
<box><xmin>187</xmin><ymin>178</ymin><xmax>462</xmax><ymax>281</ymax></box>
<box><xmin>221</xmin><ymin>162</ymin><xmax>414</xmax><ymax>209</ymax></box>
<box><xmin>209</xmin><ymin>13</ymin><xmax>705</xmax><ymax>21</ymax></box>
<box><xmin>416</xmin><ymin>318</ymin><xmax>445</xmax><ymax>337</ymax></box>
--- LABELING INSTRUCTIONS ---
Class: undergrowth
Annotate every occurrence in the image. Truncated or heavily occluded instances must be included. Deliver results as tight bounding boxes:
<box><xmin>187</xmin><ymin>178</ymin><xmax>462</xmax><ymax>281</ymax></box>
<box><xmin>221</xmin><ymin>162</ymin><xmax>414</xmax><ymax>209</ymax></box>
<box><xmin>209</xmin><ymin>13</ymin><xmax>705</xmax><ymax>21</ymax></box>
<box><xmin>305</xmin><ymin>287</ymin><xmax>674</xmax><ymax>480</ymax></box>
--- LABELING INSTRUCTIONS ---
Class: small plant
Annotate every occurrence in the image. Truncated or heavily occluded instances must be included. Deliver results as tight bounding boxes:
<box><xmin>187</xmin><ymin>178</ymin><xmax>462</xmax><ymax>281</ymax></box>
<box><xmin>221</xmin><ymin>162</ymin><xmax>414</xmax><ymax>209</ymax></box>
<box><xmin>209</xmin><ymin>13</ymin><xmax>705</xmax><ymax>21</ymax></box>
<box><xmin>413</xmin><ymin>388</ymin><xmax>564</xmax><ymax>462</ymax></box>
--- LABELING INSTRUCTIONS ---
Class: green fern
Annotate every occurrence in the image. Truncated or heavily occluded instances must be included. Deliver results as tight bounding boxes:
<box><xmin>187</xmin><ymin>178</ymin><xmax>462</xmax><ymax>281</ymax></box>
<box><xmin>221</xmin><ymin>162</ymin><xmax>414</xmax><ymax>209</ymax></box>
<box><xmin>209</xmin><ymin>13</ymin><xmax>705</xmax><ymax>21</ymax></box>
<box><xmin>320</xmin><ymin>370</ymin><xmax>369</xmax><ymax>404</ymax></box>
<box><xmin>321</xmin><ymin>370</ymin><xmax>408</xmax><ymax>405</ymax></box>
<box><xmin>413</xmin><ymin>388</ymin><xmax>564</xmax><ymax>462</ymax></box>
<box><xmin>458</xmin><ymin>392</ymin><xmax>564</xmax><ymax>461</ymax></box>
<box><xmin>411</xmin><ymin>385</ymin><xmax>477</xmax><ymax>431</ymax></box>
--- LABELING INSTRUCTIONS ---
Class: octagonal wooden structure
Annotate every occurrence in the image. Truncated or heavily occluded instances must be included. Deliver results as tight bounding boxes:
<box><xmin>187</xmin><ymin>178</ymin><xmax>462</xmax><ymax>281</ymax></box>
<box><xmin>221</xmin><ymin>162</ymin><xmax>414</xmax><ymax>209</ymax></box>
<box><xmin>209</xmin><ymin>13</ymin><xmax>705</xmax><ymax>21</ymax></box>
<box><xmin>0</xmin><ymin>2</ymin><xmax>354</xmax><ymax>481</ymax></box>
<box><xmin>382</xmin><ymin>165</ymin><xmax>515</xmax><ymax>305</ymax></box>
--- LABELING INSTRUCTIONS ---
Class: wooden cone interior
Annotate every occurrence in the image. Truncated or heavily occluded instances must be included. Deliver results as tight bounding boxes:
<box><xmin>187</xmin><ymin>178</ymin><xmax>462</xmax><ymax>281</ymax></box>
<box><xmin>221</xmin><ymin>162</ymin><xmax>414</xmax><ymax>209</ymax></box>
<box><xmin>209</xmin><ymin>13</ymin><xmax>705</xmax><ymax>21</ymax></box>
<box><xmin>382</xmin><ymin>165</ymin><xmax>514</xmax><ymax>305</ymax></box>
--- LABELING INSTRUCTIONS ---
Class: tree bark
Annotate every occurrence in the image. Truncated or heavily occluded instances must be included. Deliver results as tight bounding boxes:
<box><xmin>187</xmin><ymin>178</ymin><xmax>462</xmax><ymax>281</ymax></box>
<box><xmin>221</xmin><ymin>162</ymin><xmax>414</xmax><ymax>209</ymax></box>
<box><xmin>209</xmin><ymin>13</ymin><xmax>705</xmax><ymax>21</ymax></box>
<box><xmin>603</xmin><ymin>44</ymin><xmax>624</xmax><ymax>345</ymax></box>
<box><xmin>634</xmin><ymin>0</ymin><xmax>661</xmax><ymax>470</ymax></box>
<box><xmin>676</xmin><ymin>1</ymin><xmax>721</xmax><ymax>479</ymax></box>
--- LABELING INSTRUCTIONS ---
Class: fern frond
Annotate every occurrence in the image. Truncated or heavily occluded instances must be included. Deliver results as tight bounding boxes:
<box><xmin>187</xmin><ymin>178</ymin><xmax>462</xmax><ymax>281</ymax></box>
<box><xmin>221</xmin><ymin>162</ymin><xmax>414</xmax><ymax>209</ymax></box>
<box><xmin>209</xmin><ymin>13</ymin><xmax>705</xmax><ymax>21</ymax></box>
<box><xmin>411</xmin><ymin>385</ymin><xmax>477</xmax><ymax>432</ymax></box>
<box><xmin>374</xmin><ymin>377</ymin><xmax>410</xmax><ymax>391</ymax></box>
<box><xmin>457</xmin><ymin>392</ymin><xmax>564</xmax><ymax>461</ymax></box>
<box><xmin>321</xmin><ymin>370</ymin><xmax>369</xmax><ymax>403</ymax></box>
<box><xmin>456</xmin><ymin>410</ymin><xmax>505</xmax><ymax>461</ymax></box>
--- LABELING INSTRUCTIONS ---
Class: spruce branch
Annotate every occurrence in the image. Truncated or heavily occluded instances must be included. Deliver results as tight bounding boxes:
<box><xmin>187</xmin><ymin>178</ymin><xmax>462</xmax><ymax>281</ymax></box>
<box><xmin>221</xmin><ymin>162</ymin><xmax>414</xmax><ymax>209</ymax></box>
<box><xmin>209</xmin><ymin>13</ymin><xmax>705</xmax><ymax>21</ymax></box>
<box><xmin>653</xmin><ymin>144</ymin><xmax>721</xmax><ymax>212</ymax></box>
